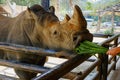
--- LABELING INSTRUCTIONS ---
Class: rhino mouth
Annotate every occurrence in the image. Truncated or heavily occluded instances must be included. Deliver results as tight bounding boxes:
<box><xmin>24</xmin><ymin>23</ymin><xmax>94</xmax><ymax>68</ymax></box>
<box><xmin>75</xmin><ymin>40</ymin><xmax>83</xmax><ymax>48</ymax></box>
<box><xmin>75</xmin><ymin>38</ymin><xmax>83</xmax><ymax>48</ymax></box>
<box><xmin>75</xmin><ymin>29</ymin><xmax>92</xmax><ymax>48</ymax></box>
<box><xmin>75</xmin><ymin>43</ymin><xmax>80</xmax><ymax>48</ymax></box>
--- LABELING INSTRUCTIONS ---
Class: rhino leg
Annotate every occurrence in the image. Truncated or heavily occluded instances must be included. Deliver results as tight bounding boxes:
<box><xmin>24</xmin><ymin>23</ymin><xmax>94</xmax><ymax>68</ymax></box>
<box><xmin>0</xmin><ymin>50</ymin><xmax>6</xmax><ymax>59</ymax></box>
<box><xmin>7</xmin><ymin>54</ymin><xmax>46</xmax><ymax>80</ymax></box>
<box><xmin>15</xmin><ymin>69</ymin><xmax>37</xmax><ymax>80</ymax></box>
<box><xmin>15</xmin><ymin>56</ymin><xmax>46</xmax><ymax>80</ymax></box>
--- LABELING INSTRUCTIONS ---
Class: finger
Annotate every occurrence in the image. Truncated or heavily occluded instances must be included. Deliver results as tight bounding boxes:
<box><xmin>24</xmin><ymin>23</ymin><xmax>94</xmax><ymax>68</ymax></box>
<box><xmin>107</xmin><ymin>52</ymin><xmax>113</xmax><ymax>55</ymax></box>
<box><xmin>106</xmin><ymin>51</ymin><xmax>110</xmax><ymax>54</ymax></box>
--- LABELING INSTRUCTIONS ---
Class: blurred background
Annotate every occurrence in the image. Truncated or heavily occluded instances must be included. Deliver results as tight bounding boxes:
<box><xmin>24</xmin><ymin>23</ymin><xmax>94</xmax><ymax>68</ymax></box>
<box><xmin>0</xmin><ymin>0</ymin><xmax>120</xmax><ymax>35</ymax></box>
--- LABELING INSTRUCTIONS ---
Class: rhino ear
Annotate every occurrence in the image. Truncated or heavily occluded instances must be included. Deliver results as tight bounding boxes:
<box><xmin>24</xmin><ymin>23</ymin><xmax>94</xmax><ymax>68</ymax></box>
<box><xmin>25</xmin><ymin>7</ymin><xmax>37</xmax><ymax>19</ymax></box>
<box><xmin>27</xmin><ymin>7</ymin><xmax>31</xmax><ymax>12</ymax></box>
<box><xmin>49</xmin><ymin>6</ymin><xmax>55</xmax><ymax>14</ymax></box>
<box><xmin>25</xmin><ymin>7</ymin><xmax>32</xmax><ymax>19</ymax></box>
<box><xmin>61</xmin><ymin>14</ymin><xmax>70</xmax><ymax>24</ymax></box>
<box><xmin>69</xmin><ymin>5</ymin><xmax>87</xmax><ymax>28</ymax></box>
<box><xmin>30</xmin><ymin>4</ymin><xmax>45</xmax><ymax>13</ymax></box>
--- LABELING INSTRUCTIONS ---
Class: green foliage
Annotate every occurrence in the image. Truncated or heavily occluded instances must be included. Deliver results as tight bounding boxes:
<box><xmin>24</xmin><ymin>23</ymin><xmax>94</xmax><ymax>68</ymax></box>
<box><xmin>0</xmin><ymin>0</ymin><xmax>5</xmax><ymax>4</ymax></box>
<box><xmin>1</xmin><ymin>0</ymin><xmax>119</xmax><ymax>12</ymax></box>
<box><xmin>104</xmin><ymin>28</ymin><xmax>114</xmax><ymax>35</ymax></box>
<box><xmin>75</xmin><ymin>41</ymin><xmax>108</xmax><ymax>55</ymax></box>
<box><xmin>93</xmin><ymin>0</ymin><xmax>120</xmax><ymax>11</ymax></box>
<box><xmin>0</xmin><ymin>0</ymin><xmax>41</xmax><ymax>6</ymax></box>
<box><xmin>115</xmin><ymin>16</ymin><xmax>120</xmax><ymax>21</ymax></box>
<box><xmin>12</xmin><ymin>0</ymin><xmax>41</xmax><ymax>6</ymax></box>
<box><xmin>0</xmin><ymin>0</ymin><xmax>120</xmax><ymax>22</ymax></box>
<box><xmin>86</xmin><ymin>2</ymin><xmax>92</xmax><ymax>10</ymax></box>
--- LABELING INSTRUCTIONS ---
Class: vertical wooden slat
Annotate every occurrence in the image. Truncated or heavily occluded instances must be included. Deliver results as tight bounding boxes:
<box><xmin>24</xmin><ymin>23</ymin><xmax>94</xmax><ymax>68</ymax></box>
<box><xmin>113</xmin><ymin>37</ymin><xmax>118</xmax><ymax>70</ymax></box>
<box><xmin>97</xmin><ymin>54</ymin><xmax>103</xmax><ymax>80</ymax></box>
<box><xmin>102</xmin><ymin>54</ymin><xmax>108</xmax><ymax>80</ymax></box>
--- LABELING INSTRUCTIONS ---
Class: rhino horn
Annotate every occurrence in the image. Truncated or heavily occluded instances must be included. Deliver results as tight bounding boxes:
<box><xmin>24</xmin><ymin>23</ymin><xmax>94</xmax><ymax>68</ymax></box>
<box><xmin>69</xmin><ymin>5</ymin><xmax>87</xmax><ymax>29</ymax></box>
<box><xmin>61</xmin><ymin>14</ymin><xmax>70</xmax><ymax>24</ymax></box>
<box><xmin>64</xmin><ymin>14</ymin><xmax>70</xmax><ymax>21</ymax></box>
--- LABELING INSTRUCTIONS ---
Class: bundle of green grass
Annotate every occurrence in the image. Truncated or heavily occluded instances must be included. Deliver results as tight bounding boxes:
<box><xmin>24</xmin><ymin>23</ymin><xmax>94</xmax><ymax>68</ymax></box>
<box><xmin>75</xmin><ymin>41</ymin><xmax>108</xmax><ymax>55</ymax></box>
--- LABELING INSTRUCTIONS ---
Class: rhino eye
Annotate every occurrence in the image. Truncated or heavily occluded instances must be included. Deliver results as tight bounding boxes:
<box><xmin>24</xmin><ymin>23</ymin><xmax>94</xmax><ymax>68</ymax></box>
<box><xmin>53</xmin><ymin>31</ymin><xmax>57</xmax><ymax>35</ymax></box>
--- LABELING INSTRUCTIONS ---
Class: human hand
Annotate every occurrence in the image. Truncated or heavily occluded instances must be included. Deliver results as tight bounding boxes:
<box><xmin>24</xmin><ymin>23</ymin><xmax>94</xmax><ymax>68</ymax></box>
<box><xmin>106</xmin><ymin>47</ymin><xmax>120</xmax><ymax>56</ymax></box>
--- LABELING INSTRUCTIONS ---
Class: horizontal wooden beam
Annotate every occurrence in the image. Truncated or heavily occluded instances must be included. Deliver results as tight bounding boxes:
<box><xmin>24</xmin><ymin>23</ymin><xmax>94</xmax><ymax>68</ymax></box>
<box><xmin>0</xmin><ymin>74</ymin><xmax>18</xmax><ymax>80</ymax></box>
<box><xmin>0</xmin><ymin>59</ymin><xmax>49</xmax><ymax>73</ymax></box>
<box><xmin>32</xmin><ymin>55</ymin><xmax>90</xmax><ymax>80</ymax></box>
<box><xmin>93</xmin><ymin>33</ymin><xmax>113</xmax><ymax>38</ymax></box>
<box><xmin>0</xmin><ymin>42</ymin><xmax>74</xmax><ymax>59</ymax></box>
<box><xmin>0</xmin><ymin>42</ymin><xmax>55</xmax><ymax>56</ymax></box>
<box><xmin>98</xmin><ymin>34</ymin><xmax>120</xmax><ymax>46</ymax></box>
<box><xmin>74</xmin><ymin>59</ymin><xmax>101</xmax><ymax>79</ymax></box>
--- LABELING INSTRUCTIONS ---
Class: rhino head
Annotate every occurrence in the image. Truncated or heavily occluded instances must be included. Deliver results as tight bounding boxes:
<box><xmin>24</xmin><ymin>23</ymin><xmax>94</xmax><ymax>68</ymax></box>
<box><xmin>25</xmin><ymin>5</ymin><xmax>93</xmax><ymax>51</ymax></box>
<box><xmin>40</xmin><ymin>5</ymin><xmax>93</xmax><ymax>51</ymax></box>
<box><xmin>59</xmin><ymin>5</ymin><xmax>93</xmax><ymax>50</ymax></box>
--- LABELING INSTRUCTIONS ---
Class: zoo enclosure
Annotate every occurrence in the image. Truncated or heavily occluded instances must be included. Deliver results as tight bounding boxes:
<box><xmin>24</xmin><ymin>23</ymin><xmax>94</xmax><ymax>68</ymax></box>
<box><xmin>0</xmin><ymin>33</ymin><xmax>119</xmax><ymax>80</ymax></box>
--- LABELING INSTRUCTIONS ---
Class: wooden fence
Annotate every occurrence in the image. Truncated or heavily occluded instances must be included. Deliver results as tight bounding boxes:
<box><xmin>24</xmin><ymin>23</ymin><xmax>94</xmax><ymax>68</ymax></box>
<box><xmin>0</xmin><ymin>33</ymin><xmax>120</xmax><ymax>80</ymax></box>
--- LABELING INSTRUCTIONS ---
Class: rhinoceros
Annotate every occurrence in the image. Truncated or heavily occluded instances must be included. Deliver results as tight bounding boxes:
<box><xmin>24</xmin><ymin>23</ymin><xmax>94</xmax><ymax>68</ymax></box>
<box><xmin>0</xmin><ymin>4</ymin><xmax>93</xmax><ymax>80</ymax></box>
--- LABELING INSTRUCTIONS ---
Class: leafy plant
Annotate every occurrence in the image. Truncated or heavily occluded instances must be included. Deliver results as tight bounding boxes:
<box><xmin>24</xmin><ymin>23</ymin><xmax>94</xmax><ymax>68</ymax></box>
<box><xmin>75</xmin><ymin>41</ymin><xmax>108</xmax><ymax>55</ymax></box>
<box><xmin>104</xmin><ymin>28</ymin><xmax>114</xmax><ymax>35</ymax></box>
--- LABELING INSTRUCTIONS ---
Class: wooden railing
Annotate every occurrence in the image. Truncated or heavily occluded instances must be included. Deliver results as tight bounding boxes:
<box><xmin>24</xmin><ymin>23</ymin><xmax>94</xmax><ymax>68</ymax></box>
<box><xmin>0</xmin><ymin>33</ymin><xmax>119</xmax><ymax>80</ymax></box>
<box><xmin>93</xmin><ymin>33</ymin><xmax>120</xmax><ymax>80</ymax></box>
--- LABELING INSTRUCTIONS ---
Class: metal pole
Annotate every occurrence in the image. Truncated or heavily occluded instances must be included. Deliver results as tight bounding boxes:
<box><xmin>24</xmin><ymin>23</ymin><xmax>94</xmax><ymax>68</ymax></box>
<box><xmin>41</xmin><ymin>0</ymin><xmax>50</xmax><ymax>11</ymax></box>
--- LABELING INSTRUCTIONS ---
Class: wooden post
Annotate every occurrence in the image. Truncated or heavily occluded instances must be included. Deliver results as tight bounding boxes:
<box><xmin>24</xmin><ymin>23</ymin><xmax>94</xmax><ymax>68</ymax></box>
<box><xmin>111</xmin><ymin>9</ymin><xmax>115</xmax><ymax>33</ymax></box>
<box><xmin>97</xmin><ymin>47</ymin><xmax>108</xmax><ymax>80</ymax></box>
<box><xmin>97</xmin><ymin>54</ymin><xmax>102</xmax><ymax>80</ymax></box>
<box><xmin>113</xmin><ymin>37</ymin><xmax>118</xmax><ymax>70</ymax></box>
<box><xmin>41</xmin><ymin>0</ymin><xmax>50</xmax><ymax>11</ymax></box>
<box><xmin>101</xmin><ymin>36</ymin><xmax>109</xmax><ymax>80</ymax></box>
<box><xmin>102</xmin><ymin>54</ymin><xmax>108</xmax><ymax>80</ymax></box>
<box><xmin>96</xmin><ymin>11</ymin><xmax>101</xmax><ymax>32</ymax></box>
